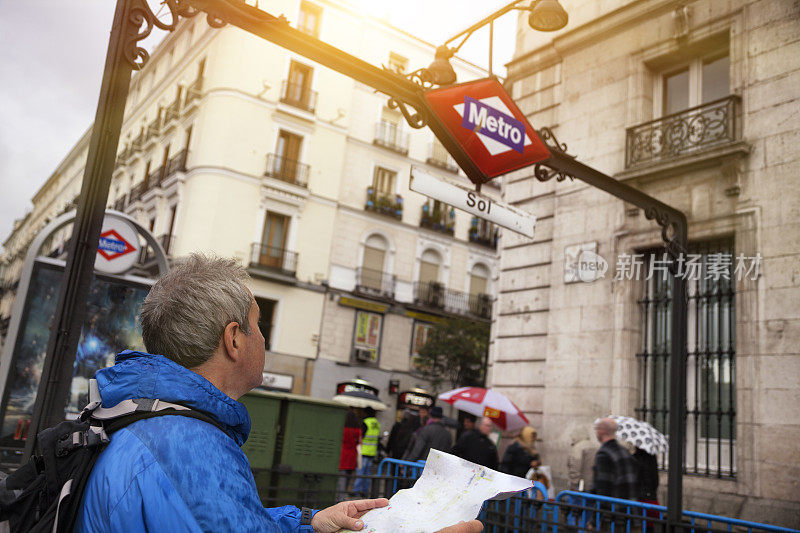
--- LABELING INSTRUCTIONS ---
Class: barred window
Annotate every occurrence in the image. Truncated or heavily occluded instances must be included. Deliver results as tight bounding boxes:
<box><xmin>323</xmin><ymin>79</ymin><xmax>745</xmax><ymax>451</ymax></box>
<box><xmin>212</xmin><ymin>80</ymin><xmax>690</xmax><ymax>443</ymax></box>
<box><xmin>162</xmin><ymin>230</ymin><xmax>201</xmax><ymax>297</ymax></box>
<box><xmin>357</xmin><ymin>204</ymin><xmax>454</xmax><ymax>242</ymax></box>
<box><xmin>636</xmin><ymin>238</ymin><xmax>736</xmax><ymax>478</ymax></box>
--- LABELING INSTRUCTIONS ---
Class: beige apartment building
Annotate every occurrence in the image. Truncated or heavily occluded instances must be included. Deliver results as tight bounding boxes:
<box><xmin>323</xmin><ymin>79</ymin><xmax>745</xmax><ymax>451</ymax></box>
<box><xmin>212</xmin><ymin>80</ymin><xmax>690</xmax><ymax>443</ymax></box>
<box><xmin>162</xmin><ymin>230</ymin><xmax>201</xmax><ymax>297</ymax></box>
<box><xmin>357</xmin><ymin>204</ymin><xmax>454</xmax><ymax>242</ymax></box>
<box><xmin>492</xmin><ymin>0</ymin><xmax>799</xmax><ymax>526</ymax></box>
<box><xmin>0</xmin><ymin>0</ymin><xmax>497</xmax><ymax>432</ymax></box>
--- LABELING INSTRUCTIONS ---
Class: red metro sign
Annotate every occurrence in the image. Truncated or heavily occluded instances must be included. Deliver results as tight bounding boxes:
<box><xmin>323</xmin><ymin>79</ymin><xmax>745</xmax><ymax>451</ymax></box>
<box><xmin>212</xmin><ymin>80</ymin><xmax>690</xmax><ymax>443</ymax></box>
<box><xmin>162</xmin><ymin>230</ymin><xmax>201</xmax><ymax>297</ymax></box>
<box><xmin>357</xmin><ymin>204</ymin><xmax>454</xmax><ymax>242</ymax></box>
<box><xmin>424</xmin><ymin>78</ymin><xmax>550</xmax><ymax>180</ymax></box>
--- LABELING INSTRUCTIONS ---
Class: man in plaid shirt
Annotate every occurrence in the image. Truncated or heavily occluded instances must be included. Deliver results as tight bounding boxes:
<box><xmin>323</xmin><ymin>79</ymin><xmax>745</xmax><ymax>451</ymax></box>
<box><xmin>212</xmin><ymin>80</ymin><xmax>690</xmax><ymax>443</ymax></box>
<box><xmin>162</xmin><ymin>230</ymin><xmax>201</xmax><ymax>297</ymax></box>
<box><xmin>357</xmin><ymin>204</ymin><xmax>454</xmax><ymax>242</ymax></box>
<box><xmin>591</xmin><ymin>417</ymin><xmax>638</xmax><ymax>499</ymax></box>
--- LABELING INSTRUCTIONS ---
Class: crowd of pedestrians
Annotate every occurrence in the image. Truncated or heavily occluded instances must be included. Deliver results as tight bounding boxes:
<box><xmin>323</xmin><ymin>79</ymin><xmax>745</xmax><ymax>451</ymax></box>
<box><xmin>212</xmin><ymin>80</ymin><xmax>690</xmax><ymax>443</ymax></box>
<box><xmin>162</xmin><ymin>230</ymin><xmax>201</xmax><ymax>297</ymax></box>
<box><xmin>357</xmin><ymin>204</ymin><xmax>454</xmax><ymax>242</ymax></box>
<box><xmin>337</xmin><ymin>403</ymin><xmax>660</xmax><ymax>520</ymax></box>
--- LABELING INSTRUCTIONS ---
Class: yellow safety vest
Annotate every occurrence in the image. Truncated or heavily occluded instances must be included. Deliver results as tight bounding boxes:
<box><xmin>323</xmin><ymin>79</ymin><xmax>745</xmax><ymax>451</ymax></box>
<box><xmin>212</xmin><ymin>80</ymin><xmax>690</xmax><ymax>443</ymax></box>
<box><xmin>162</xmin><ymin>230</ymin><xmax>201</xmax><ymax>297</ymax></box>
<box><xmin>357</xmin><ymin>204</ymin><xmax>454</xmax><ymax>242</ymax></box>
<box><xmin>361</xmin><ymin>417</ymin><xmax>380</xmax><ymax>457</ymax></box>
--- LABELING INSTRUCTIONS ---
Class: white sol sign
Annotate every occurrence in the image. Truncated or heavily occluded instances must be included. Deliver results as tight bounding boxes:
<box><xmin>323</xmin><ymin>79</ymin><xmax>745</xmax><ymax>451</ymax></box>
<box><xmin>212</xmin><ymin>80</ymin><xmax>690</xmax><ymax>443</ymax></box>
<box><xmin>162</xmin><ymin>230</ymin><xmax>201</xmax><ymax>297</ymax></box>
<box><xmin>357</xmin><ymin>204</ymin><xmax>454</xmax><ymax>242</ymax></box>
<box><xmin>409</xmin><ymin>167</ymin><xmax>536</xmax><ymax>239</ymax></box>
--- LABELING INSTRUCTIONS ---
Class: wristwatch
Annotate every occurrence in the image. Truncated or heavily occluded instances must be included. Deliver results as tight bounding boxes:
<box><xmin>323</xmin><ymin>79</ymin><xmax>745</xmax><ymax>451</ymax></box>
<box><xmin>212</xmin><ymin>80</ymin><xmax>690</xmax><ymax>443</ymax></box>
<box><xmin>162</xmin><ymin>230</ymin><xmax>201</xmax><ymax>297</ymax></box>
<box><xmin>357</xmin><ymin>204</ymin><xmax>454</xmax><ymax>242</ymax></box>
<box><xmin>299</xmin><ymin>507</ymin><xmax>315</xmax><ymax>532</ymax></box>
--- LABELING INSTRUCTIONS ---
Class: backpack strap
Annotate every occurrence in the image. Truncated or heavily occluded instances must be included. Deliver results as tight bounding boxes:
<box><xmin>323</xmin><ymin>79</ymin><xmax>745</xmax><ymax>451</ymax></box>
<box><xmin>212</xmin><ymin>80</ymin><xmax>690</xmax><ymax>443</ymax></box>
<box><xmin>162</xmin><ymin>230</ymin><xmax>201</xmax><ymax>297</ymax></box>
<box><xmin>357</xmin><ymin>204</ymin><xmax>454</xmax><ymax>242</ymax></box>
<box><xmin>102</xmin><ymin>408</ymin><xmax>231</xmax><ymax>440</ymax></box>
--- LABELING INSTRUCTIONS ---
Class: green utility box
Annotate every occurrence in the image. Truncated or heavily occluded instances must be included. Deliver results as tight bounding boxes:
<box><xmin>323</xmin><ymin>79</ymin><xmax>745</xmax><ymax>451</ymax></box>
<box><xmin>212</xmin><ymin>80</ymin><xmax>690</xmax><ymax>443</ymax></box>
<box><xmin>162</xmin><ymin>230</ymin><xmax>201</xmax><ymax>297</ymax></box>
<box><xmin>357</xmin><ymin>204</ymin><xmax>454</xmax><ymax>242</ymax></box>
<box><xmin>240</xmin><ymin>390</ymin><xmax>347</xmax><ymax>508</ymax></box>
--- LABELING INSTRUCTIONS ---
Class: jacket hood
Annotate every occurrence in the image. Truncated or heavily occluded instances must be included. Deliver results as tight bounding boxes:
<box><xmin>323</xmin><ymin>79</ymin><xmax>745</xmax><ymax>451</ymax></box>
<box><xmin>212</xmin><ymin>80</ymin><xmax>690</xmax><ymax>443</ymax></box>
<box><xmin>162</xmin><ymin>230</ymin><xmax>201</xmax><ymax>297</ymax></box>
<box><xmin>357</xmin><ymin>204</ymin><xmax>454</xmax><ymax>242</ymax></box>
<box><xmin>95</xmin><ymin>350</ymin><xmax>251</xmax><ymax>446</ymax></box>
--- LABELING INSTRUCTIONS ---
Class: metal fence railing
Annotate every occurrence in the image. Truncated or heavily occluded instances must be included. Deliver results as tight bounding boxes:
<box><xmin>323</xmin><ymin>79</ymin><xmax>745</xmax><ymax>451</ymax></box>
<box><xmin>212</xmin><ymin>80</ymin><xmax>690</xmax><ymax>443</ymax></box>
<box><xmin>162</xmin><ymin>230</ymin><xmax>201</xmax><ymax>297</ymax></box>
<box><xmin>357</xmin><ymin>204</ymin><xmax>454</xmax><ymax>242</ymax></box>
<box><xmin>262</xmin><ymin>458</ymin><xmax>796</xmax><ymax>533</ymax></box>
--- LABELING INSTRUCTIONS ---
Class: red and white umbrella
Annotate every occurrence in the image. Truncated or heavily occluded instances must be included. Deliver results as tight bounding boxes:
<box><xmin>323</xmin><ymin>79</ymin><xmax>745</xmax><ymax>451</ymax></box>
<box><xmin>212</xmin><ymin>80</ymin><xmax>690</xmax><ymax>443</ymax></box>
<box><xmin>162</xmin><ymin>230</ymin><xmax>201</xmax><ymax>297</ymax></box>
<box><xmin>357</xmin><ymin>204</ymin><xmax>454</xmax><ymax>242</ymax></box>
<box><xmin>438</xmin><ymin>387</ymin><xmax>529</xmax><ymax>431</ymax></box>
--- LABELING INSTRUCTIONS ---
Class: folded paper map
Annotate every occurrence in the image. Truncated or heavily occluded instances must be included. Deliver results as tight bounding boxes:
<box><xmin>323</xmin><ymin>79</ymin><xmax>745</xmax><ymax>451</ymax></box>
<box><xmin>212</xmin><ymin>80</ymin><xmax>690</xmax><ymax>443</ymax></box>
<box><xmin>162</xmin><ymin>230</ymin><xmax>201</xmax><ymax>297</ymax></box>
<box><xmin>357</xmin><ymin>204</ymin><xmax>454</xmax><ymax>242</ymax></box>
<box><xmin>343</xmin><ymin>449</ymin><xmax>532</xmax><ymax>533</ymax></box>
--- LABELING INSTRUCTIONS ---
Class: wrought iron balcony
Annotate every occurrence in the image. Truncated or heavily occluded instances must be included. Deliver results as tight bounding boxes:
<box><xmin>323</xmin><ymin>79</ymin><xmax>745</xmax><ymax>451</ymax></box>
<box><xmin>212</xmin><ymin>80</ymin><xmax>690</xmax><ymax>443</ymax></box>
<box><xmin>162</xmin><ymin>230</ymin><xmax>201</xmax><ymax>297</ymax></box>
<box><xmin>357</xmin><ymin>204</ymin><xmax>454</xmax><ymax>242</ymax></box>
<box><xmin>280</xmin><ymin>80</ymin><xmax>317</xmax><ymax>113</ymax></box>
<box><xmin>146</xmin><ymin>166</ymin><xmax>165</xmax><ymax>191</ymax></box>
<box><xmin>413</xmin><ymin>281</ymin><xmax>492</xmax><ymax>319</ymax></box>
<box><xmin>165</xmin><ymin>149</ymin><xmax>187</xmax><ymax>178</ymax></box>
<box><xmin>365</xmin><ymin>187</ymin><xmax>403</xmax><ymax>220</ymax></box>
<box><xmin>112</xmin><ymin>196</ymin><xmax>127</xmax><ymax>212</ymax></box>
<box><xmin>185</xmin><ymin>76</ymin><xmax>204</xmax><ymax>105</ymax></box>
<box><xmin>145</xmin><ymin>112</ymin><xmax>162</xmax><ymax>141</ymax></box>
<box><xmin>355</xmin><ymin>267</ymin><xmax>396</xmax><ymax>299</ymax></box>
<box><xmin>427</xmin><ymin>142</ymin><xmax>459</xmax><ymax>173</ymax></box>
<box><xmin>265</xmin><ymin>153</ymin><xmax>309</xmax><ymax>187</ymax></box>
<box><xmin>373</xmin><ymin>121</ymin><xmax>409</xmax><ymax>155</ymax></box>
<box><xmin>140</xmin><ymin>233</ymin><xmax>175</xmax><ymax>264</ymax></box>
<box><xmin>117</xmin><ymin>143</ymin><xmax>136</xmax><ymax>162</ymax></box>
<box><xmin>164</xmin><ymin>94</ymin><xmax>182</xmax><ymax>123</ymax></box>
<box><xmin>249</xmin><ymin>242</ymin><xmax>298</xmax><ymax>276</ymax></box>
<box><xmin>131</xmin><ymin>128</ymin><xmax>147</xmax><ymax>151</ymax></box>
<box><xmin>420</xmin><ymin>200</ymin><xmax>455</xmax><ymax>236</ymax></box>
<box><xmin>625</xmin><ymin>95</ymin><xmax>741</xmax><ymax>168</ymax></box>
<box><xmin>129</xmin><ymin>181</ymin><xmax>147</xmax><ymax>202</ymax></box>
<box><xmin>469</xmin><ymin>217</ymin><xmax>498</xmax><ymax>249</ymax></box>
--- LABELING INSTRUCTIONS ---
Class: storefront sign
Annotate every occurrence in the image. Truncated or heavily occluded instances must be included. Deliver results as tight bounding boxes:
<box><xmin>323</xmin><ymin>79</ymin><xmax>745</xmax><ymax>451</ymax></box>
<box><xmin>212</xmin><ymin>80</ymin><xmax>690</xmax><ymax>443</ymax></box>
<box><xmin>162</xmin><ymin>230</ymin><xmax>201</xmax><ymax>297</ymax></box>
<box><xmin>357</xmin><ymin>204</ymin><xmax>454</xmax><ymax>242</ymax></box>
<box><xmin>339</xmin><ymin>296</ymin><xmax>388</xmax><ymax>313</ymax></box>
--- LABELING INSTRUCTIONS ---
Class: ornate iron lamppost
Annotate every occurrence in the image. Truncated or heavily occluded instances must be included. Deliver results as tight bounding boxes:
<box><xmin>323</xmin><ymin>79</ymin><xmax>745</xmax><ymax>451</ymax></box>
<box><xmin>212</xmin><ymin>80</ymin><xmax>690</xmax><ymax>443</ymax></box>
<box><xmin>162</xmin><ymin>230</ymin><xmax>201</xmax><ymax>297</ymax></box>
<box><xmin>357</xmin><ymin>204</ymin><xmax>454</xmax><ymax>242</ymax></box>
<box><xmin>26</xmin><ymin>0</ymin><xmax>687</xmax><ymax>528</ymax></box>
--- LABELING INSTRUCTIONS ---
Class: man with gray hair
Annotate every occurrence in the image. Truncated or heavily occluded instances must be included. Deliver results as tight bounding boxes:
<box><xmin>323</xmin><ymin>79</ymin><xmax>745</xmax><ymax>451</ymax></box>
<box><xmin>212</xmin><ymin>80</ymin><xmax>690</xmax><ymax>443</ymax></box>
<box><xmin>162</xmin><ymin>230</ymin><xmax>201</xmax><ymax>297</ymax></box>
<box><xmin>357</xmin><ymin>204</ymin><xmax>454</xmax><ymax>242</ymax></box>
<box><xmin>590</xmin><ymin>417</ymin><xmax>637</xmax><ymax>500</ymax></box>
<box><xmin>75</xmin><ymin>254</ymin><xmax>481</xmax><ymax>533</ymax></box>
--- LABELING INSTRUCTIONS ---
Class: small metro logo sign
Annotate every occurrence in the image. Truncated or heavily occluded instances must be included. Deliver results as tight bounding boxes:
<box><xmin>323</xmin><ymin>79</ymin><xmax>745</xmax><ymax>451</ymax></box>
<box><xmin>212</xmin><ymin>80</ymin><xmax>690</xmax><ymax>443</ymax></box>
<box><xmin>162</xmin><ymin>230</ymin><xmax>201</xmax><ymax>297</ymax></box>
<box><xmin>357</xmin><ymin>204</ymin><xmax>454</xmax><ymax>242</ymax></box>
<box><xmin>424</xmin><ymin>78</ymin><xmax>550</xmax><ymax>180</ymax></box>
<box><xmin>97</xmin><ymin>229</ymin><xmax>136</xmax><ymax>261</ymax></box>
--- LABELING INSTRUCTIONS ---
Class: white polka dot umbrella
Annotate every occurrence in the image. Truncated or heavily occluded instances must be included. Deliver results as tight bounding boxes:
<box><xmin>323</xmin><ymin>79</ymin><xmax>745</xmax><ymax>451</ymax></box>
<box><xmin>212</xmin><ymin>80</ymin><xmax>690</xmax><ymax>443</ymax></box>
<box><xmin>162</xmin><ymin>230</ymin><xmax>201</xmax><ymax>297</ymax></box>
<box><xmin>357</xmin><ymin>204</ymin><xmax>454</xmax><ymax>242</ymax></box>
<box><xmin>609</xmin><ymin>415</ymin><xmax>668</xmax><ymax>456</ymax></box>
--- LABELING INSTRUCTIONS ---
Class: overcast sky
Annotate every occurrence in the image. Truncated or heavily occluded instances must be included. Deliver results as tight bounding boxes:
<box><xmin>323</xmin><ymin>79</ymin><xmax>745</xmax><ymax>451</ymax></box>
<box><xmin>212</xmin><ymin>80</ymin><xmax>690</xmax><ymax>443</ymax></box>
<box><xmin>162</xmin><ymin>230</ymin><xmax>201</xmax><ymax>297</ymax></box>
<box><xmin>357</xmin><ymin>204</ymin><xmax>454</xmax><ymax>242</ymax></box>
<box><xmin>0</xmin><ymin>0</ymin><xmax>516</xmax><ymax>250</ymax></box>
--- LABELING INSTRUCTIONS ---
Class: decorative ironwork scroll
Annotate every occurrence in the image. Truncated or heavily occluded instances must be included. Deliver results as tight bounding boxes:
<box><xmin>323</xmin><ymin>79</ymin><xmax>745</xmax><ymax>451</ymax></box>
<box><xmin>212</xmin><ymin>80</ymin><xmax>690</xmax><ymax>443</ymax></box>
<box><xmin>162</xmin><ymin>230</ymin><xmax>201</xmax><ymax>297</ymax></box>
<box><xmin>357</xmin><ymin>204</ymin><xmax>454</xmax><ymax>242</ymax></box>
<box><xmin>125</xmin><ymin>0</ymin><xmax>201</xmax><ymax>69</ymax></box>
<box><xmin>625</xmin><ymin>96</ymin><xmax>740</xmax><ymax>168</ymax></box>
<box><xmin>532</xmin><ymin>127</ymin><xmax>576</xmax><ymax>182</ymax></box>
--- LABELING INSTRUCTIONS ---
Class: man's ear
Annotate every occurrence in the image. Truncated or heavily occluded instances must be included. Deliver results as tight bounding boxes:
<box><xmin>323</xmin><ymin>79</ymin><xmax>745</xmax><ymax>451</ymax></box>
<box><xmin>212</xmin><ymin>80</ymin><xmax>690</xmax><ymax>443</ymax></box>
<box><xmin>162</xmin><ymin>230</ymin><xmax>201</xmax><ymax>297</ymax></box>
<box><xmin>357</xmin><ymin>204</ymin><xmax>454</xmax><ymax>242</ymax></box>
<box><xmin>222</xmin><ymin>321</ymin><xmax>241</xmax><ymax>361</ymax></box>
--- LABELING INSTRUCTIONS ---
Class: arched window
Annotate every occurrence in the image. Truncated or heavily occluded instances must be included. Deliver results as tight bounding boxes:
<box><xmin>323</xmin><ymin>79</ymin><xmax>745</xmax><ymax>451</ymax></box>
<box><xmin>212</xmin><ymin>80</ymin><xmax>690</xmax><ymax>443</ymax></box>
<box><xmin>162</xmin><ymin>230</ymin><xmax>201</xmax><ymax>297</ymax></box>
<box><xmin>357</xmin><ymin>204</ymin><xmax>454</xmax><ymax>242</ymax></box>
<box><xmin>469</xmin><ymin>263</ymin><xmax>490</xmax><ymax>296</ymax></box>
<box><xmin>419</xmin><ymin>248</ymin><xmax>442</xmax><ymax>285</ymax></box>
<box><xmin>361</xmin><ymin>233</ymin><xmax>389</xmax><ymax>291</ymax></box>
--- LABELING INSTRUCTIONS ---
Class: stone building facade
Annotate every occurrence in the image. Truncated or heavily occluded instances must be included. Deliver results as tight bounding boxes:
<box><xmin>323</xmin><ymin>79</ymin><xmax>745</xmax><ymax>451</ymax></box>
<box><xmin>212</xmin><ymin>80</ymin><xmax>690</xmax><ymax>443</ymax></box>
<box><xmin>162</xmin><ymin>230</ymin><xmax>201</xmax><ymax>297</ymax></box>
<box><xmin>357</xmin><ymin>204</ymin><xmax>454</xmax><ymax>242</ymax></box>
<box><xmin>492</xmin><ymin>0</ymin><xmax>799</xmax><ymax>525</ymax></box>
<box><xmin>0</xmin><ymin>0</ymin><xmax>496</xmax><ymax>433</ymax></box>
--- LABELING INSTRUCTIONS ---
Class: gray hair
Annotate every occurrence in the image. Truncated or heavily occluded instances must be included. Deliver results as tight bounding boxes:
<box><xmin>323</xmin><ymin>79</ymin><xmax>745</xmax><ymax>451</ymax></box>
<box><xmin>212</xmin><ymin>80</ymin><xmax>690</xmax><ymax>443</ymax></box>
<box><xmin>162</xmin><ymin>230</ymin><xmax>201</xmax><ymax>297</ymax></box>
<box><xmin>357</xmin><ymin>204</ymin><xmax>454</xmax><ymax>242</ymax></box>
<box><xmin>140</xmin><ymin>253</ymin><xmax>252</xmax><ymax>368</ymax></box>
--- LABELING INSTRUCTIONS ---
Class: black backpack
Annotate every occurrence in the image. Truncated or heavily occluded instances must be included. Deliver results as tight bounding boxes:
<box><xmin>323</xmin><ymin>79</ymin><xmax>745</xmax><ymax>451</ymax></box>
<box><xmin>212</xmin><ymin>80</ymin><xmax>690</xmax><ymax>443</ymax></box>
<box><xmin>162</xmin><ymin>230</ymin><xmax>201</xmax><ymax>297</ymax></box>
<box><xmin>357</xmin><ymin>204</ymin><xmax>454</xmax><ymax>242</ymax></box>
<box><xmin>0</xmin><ymin>380</ymin><xmax>225</xmax><ymax>533</ymax></box>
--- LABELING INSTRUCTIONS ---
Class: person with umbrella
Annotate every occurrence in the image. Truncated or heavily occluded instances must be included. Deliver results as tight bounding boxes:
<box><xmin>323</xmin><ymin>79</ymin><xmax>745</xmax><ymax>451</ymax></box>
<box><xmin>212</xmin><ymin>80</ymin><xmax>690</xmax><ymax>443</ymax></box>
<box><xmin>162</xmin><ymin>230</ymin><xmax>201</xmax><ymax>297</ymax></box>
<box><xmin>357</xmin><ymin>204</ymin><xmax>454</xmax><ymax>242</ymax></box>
<box><xmin>610</xmin><ymin>415</ymin><xmax>666</xmax><ymax>512</ymax></box>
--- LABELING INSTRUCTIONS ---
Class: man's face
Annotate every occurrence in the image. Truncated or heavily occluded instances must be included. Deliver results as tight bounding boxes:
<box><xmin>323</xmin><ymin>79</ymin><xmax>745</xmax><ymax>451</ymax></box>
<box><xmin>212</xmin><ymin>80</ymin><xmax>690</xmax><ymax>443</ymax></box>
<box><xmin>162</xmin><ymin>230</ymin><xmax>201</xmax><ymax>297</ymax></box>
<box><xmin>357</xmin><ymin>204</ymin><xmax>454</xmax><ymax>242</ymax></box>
<box><xmin>241</xmin><ymin>297</ymin><xmax>266</xmax><ymax>392</ymax></box>
<box><xmin>419</xmin><ymin>407</ymin><xmax>429</xmax><ymax>420</ymax></box>
<box><xmin>479</xmin><ymin>418</ymin><xmax>493</xmax><ymax>436</ymax></box>
<box><xmin>463</xmin><ymin>418</ymin><xmax>475</xmax><ymax>430</ymax></box>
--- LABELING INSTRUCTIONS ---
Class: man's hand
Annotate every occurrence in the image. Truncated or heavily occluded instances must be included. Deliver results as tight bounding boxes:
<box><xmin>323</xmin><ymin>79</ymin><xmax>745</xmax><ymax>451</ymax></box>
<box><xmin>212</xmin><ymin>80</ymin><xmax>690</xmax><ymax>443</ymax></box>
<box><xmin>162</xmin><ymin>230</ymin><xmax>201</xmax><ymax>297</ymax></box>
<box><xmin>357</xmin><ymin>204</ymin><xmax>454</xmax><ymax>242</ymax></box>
<box><xmin>435</xmin><ymin>520</ymin><xmax>484</xmax><ymax>533</ymax></box>
<box><xmin>310</xmin><ymin>498</ymin><xmax>389</xmax><ymax>532</ymax></box>
<box><xmin>310</xmin><ymin>499</ymin><xmax>482</xmax><ymax>533</ymax></box>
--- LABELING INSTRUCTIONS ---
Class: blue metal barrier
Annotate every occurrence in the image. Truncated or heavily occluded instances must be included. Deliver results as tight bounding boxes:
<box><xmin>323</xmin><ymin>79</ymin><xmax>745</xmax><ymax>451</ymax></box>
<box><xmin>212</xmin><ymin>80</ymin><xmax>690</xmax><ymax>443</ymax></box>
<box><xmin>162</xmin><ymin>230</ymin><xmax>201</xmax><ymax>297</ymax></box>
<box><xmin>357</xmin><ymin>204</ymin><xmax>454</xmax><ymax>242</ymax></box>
<box><xmin>374</xmin><ymin>460</ymin><xmax>798</xmax><ymax>532</ymax></box>
<box><xmin>376</xmin><ymin>457</ymin><xmax>426</xmax><ymax>495</ymax></box>
<box><xmin>555</xmin><ymin>491</ymin><xmax>799</xmax><ymax>533</ymax></box>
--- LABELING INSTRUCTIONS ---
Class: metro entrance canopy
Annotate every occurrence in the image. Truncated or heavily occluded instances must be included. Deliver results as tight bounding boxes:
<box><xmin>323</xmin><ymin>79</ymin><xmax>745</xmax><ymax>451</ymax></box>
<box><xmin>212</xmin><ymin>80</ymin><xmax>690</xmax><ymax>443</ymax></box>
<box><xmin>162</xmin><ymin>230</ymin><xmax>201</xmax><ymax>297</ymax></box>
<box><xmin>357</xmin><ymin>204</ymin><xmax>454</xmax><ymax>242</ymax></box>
<box><xmin>32</xmin><ymin>0</ymin><xmax>690</xmax><ymax>527</ymax></box>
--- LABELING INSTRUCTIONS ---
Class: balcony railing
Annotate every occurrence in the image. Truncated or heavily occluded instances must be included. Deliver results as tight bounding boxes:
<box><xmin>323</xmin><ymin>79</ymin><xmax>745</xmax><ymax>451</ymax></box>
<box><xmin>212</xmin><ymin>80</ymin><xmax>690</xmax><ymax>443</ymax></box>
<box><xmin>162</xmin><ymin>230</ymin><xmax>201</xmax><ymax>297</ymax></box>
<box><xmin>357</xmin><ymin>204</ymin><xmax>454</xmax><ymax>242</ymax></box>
<box><xmin>140</xmin><ymin>234</ymin><xmax>175</xmax><ymax>264</ymax></box>
<box><xmin>249</xmin><ymin>243</ymin><xmax>298</xmax><ymax>276</ymax></box>
<box><xmin>146</xmin><ymin>166</ymin><xmax>165</xmax><ymax>191</ymax></box>
<box><xmin>129</xmin><ymin>181</ymin><xmax>147</xmax><ymax>203</ymax></box>
<box><xmin>365</xmin><ymin>187</ymin><xmax>403</xmax><ymax>220</ymax></box>
<box><xmin>265</xmin><ymin>153</ymin><xmax>309</xmax><ymax>187</ymax></box>
<box><xmin>280</xmin><ymin>80</ymin><xmax>317</xmax><ymax>113</ymax></box>
<box><xmin>420</xmin><ymin>201</ymin><xmax>455</xmax><ymax>236</ymax></box>
<box><xmin>164</xmin><ymin>94</ymin><xmax>182</xmax><ymax>123</ymax></box>
<box><xmin>413</xmin><ymin>281</ymin><xmax>492</xmax><ymax>319</ymax></box>
<box><xmin>625</xmin><ymin>95</ymin><xmax>741</xmax><ymax>168</ymax></box>
<box><xmin>145</xmin><ymin>112</ymin><xmax>162</xmax><ymax>141</ymax></box>
<box><xmin>165</xmin><ymin>149</ymin><xmax>187</xmax><ymax>177</ymax></box>
<box><xmin>427</xmin><ymin>142</ymin><xmax>459</xmax><ymax>173</ymax></box>
<box><xmin>355</xmin><ymin>268</ymin><xmax>396</xmax><ymax>299</ymax></box>
<box><xmin>117</xmin><ymin>143</ymin><xmax>136</xmax><ymax>162</ymax></box>
<box><xmin>373</xmin><ymin>121</ymin><xmax>409</xmax><ymax>155</ymax></box>
<box><xmin>131</xmin><ymin>129</ymin><xmax>147</xmax><ymax>151</ymax></box>
<box><xmin>469</xmin><ymin>217</ymin><xmax>498</xmax><ymax>249</ymax></box>
<box><xmin>185</xmin><ymin>76</ymin><xmax>204</xmax><ymax>105</ymax></box>
<box><xmin>112</xmin><ymin>196</ymin><xmax>127</xmax><ymax>212</ymax></box>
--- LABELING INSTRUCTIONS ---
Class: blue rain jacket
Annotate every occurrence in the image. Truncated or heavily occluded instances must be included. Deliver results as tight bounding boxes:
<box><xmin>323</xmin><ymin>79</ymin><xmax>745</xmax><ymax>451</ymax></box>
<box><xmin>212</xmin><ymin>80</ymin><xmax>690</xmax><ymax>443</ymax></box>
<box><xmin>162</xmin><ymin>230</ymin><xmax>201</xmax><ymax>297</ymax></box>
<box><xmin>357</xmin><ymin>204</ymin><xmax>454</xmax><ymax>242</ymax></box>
<box><xmin>75</xmin><ymin>350</ymin><xmax>314</xmax><ymax>532</ymax></box>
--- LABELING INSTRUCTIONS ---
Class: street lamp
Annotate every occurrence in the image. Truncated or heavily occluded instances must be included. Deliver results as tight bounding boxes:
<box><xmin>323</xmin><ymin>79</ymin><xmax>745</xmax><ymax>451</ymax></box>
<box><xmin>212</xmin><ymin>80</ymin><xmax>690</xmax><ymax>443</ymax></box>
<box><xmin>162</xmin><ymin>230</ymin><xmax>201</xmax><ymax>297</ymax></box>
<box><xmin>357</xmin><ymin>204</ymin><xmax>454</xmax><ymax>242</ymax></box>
<box><xmin>422</xmin><ymin>0</ymin><xmax>569</xmax><ymax>85</ymax></box>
